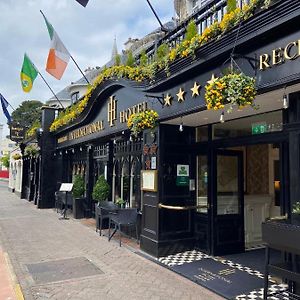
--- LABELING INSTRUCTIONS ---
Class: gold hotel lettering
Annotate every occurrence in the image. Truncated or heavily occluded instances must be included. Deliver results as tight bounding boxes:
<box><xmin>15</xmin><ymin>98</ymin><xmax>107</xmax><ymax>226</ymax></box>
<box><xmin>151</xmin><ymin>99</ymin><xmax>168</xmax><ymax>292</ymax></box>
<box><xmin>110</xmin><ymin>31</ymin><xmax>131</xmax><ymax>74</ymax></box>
<box><xmin>69</xmin><ymin>121</ymin><xmax>104</xmax><ymax>141</ymax></box>
<box><xmin>119</xmin><ymin>101</ymin><xmax>148</xmax><ymax>123</ymax></box>
<box><xmin>260</xmin><ymin>40</ymin><xmax>300</xmax><ymax>70</ymax></box>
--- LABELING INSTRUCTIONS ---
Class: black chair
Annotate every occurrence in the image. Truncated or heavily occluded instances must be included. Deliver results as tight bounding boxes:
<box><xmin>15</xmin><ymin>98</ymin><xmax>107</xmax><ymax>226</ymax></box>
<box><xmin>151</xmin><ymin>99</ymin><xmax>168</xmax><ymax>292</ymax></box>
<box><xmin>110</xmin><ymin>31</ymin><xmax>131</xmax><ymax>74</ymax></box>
<box><xmin>55</xmin><ymin>191</ymin><xmax>64</xmax><ymax>213</ymax></box>
<box><xmin>96</xmin><ymin>201</ymin><xmax>119</xmax><ymax>236</ymax></box>
<box><xmin>108</xmin><ymin>208</ymin><xmax>138</xmax><ymax>247</ymax></box>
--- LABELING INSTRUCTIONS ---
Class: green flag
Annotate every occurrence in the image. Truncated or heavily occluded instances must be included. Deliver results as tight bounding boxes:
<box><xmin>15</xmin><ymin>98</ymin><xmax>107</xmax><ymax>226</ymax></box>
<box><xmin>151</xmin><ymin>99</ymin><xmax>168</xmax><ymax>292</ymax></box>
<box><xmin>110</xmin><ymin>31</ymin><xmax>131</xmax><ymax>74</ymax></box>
<box><xmin>20</xmin><ymin>54</ymin><xmax>38</xmax><ymax>93</ymax></box>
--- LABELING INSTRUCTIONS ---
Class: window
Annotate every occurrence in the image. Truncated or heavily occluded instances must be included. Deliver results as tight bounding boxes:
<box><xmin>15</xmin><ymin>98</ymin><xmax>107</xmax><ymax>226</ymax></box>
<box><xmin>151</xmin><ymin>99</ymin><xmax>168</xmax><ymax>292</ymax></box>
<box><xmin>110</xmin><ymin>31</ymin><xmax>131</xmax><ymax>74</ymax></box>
<box><xmin>71</xmin><ymin>92</ymin><xmax>80</xmax><ymax>104</ymax></box>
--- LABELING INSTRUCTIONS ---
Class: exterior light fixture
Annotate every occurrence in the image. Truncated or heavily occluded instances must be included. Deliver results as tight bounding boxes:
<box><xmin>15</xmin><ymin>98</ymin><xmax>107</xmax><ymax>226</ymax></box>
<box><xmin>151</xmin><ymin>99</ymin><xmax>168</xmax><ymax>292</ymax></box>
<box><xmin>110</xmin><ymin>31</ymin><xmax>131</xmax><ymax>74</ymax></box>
<box><xmin>220</xmin><ymin>112</ymin><xmax>225</xmax><ymax>123</ymax></box>
<box><xmin>179</xmin><ymin>117</ymin><xmax>184</xmax><ymax>132</ymax></box>
<box><xmin>113</xmin><ymin>139</ymin><xmax>117</xmax><ymax>144</ymax></box>
<box><xmin>80</xmin><ymin>146</ymin><xmax>82</xmax><ymax>152</ymax></box>
<box><xmin>129</xmin><ymin>136</ymin><xmax>133</xmax><ymax>142</ymax></box>
<box><xmin>72</xmin><ymin>149</ymin><xmax>75</xmax><ymax>154</ymax></box>
<box><xmin>283</xmin><ymin>93</ymin><xmax>289</xmax><ymax>109</ymax></box>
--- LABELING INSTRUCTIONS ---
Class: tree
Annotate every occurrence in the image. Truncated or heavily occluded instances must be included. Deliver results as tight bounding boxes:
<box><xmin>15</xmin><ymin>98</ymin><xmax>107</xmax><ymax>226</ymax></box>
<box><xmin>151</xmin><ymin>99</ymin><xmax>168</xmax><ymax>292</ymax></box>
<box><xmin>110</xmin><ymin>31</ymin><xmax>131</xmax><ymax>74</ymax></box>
<box><xmin>11</xmin><ymin>100</ymin><xmax>43</xmax><ymax>128</ymax></box>
<box><xmin>1</xmin><ymin>154</ymin><xmax>10</xmax><ymax>169</ymax></box>
<box><xmin>126</xmin><ymin>50</ymin><xmax>135</xmax><ymax>67</ymax></box>
<box><xmin>92</xmin><ymin>175</ymin><xmax>110</xmax><ymax>202</ymax></box>
<box><xmin>227</xmin><ymin>0</ymin><xmax>237</xmax><ymax>13</ymax></box>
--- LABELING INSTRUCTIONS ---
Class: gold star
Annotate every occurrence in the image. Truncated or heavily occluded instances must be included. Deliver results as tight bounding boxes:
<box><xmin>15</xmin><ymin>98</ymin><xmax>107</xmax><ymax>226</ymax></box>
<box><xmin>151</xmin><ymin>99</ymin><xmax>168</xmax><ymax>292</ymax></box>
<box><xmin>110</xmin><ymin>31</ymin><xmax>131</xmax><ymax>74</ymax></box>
<box><xmin>191</xmin><ymin>82</ymin><xmax>201</xmax><ymax>97</ymax></box>
<box><xmin>176</xmin><ymin>88</ymin><xmax>185</xmax><ymax>102</ymax></box>
<box><xmin>164</xmin><ymin>94</ymin><xmax>172</xmax><ymax>106</ymax></box>
<box><xmin>207</xmin><ymin>73</ymin><xmax>218</xmax><ymax>85</ymax></box>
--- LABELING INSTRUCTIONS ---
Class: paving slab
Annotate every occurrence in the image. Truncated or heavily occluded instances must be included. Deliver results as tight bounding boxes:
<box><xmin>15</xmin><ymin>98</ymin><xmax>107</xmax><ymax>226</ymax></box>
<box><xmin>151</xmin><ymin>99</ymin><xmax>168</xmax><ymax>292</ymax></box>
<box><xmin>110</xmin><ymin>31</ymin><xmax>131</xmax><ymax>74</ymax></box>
<box><xmin>0</xmin><ymin>182</ymin><xmax>224</xmax><ymax>300</ymax></box>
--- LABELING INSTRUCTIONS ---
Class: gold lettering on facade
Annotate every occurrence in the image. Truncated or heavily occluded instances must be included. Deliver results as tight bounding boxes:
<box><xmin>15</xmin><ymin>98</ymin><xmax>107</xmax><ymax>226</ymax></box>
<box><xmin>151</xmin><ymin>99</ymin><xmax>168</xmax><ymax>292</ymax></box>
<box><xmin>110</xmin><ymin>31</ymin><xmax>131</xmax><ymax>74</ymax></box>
<box><xmin>272</xmin><ymin>48</ymin><xmax>284</xmax><ymax>65</ymax></box>
<box><xmin>58</xmin><ymin>136</ymin><xmax>68</xmax><ymax>144</ymax></box>
<box><xmin>284</xmin><ymin>41</ymin><xmax>298</xmax><ymax>60</ymax></box>
<box><xmin>119</xmin><ymin>101</ymin><xmax>148</xmax><ymax>123</ymax></box>
<box><xmin>259</xmin><ymin>54</ymin><xmax>271</xmax><ymax>70</ymax></box>
<box><xmin>69</xmin><ymin>121</ymin><xmax>104</xmax><ymax>141</ymax></box>
<box><xmin>108</xmin><ymin>96</ymin><xmax>117</xmax><ymax>127</ymax></box>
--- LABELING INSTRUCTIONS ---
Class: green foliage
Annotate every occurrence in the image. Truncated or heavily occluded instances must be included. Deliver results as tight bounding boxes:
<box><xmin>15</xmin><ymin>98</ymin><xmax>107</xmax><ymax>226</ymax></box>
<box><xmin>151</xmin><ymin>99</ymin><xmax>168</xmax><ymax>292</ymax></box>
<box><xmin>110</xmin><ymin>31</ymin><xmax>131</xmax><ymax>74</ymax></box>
<box><xmin>11</xmin><ymin>100</ymin><xmax>43</xmax><ymax>129</ymax></box>
<box><xmin>24</xmin><ymin>144</ymin><xmax>39</xmax><ymax>157</ymax></box>
<box><xmin>293</xmin><ymin>202</ymin><xmax>300</xmax><ymax>214</ymax></box>
<box><xmin>26</xmin><ymin>120</ymin><xmax>41</xmax><ymax>138</ymax></box>
<box><xmin>227</xmin><ymin>0</ymin><xmax>237</xmax><ymax>13</ymax></box>
<box><xmin>139</xmin><ymin>49</ymin><xmax>148</xmax><ymax>67</ymax></box>
<box><xmin>1</xmin><ymin>154</ymin><xmax>10</xmax><ymax>168</ymax></box>
<box><xmin>92</xmin><ymin>175</ymin><xmax>110</xmax><ymax>202</ymax></box>
<box><xmin>156</xmin><ymin>43</ymin><xmax>169</xmax><ymax>61</ymax></box>
<box><xmin>72</xmin><ymin>175</ymin><xmax>85</xmax><ymax>198</ymax></box>
<box><xmin>126</xmin><ymin>50</ymin><xmax>135</xmax><ymax>67</ymax></box>
<box><xmin>185</xmin><ymin>20</ymin><xmax>198</xmax><ymax>41</ymax></box>
<box><xmin>114</xmin><ymin>54</ymin><xmax>121</xmax><ymax>66</ymax></box>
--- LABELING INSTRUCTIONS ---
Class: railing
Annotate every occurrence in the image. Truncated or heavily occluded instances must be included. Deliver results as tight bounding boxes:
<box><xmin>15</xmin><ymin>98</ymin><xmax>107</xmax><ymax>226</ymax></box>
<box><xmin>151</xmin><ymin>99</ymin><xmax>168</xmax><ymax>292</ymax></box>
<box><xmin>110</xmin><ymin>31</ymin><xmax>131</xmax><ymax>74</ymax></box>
<box><xmin>144</xmin><ymin>0</ymin><xmax>253</xmax><ymax>62</ymax></box>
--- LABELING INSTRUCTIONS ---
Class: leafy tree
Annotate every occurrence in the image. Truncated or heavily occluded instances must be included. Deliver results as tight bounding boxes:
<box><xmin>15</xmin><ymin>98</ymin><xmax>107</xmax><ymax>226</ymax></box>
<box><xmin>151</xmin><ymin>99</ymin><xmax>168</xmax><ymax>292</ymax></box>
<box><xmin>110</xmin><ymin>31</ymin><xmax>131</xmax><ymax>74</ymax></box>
<box><xmin>139</xmin><ymin>49</ymin><xmax>148</xmax><ymax>67</ymax></box>
<box><xmin>92</xmin><ymin>175</ymin><xmax>110</xmax><ymax>202</ymax></box>
<box><xmin>11</xmin><ymin>100</ymin><xmax>43</xmax><ymax>128</ymax></box>
<box><xmin>227</xmin><ymin>0</ymin><xmax>237</xmax><ymax>13</ymax></box>
<box><xmin>1</xmin><ymin>154</ymin><xmax>10</xmax><ymax>168</ymax></box>
<box><xmin>185</xmin><ymin>20</ymin><xmax>198</xmax><ymax>41</ymax></box>
<box><xmin>157</xmin><ymin>43</ymin><xmax>169</xmax><ymax>61</ymax></box>
<box><xmin>126</xmin><ymin>50</ymin><xmax>135</xmax><ymax>67</ymax></box>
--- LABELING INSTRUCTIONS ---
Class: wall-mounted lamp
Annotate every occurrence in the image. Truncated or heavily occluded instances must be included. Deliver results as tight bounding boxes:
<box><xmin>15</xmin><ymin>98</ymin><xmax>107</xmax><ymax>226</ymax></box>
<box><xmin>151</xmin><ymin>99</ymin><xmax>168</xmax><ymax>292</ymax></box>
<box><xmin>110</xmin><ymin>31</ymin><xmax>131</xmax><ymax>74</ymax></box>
<box><xmin>79</xmin><ymin>146</ymin><xmax>82</xmax><ymax>152</ymax></box>
<box><xmin>129</xmin><ymin>136</ymin><xmax>133</xmax><ymax>142</ymax></box>
<box><xmin>113</xmin><ymin>139</ymin><xmax>117</xmax><ymax>145</ymax></box>
<box><xmin>72</xmin><ymin>149</ymin><xmax>75</xmax><ymax>154</ymax></box>
<box><xmin>283</xmin><ymin>91</ymin><xmax>289</xmax><ymax>109</ymax></box>
<box><xmin>220</xmin><ymin>111</ymin><xmax>225</xmax><ymax>123</ymax></box>
<box><xmin>179</xmin><ymin>117</ymin><xmax>184</xmax><ymax>132</ymax></box>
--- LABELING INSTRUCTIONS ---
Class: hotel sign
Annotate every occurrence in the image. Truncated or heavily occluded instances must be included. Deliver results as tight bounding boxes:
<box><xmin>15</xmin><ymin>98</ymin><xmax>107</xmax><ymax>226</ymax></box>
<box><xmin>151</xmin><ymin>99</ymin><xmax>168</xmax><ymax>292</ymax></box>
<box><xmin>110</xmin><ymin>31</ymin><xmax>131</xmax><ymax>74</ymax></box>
<box><xmin>10</xmin><ymin>123</ymin><xmax>25</xmax><ymax>143</ymax></box>
<box><xmin>260</xmin><ymin>39</ymin><xmax>300</xmax><ymax>70</ymax></box>
<box><xmin>58</xmin><ymin>98</ymin><xmax>148</xmax><ymax>144</ymax></box>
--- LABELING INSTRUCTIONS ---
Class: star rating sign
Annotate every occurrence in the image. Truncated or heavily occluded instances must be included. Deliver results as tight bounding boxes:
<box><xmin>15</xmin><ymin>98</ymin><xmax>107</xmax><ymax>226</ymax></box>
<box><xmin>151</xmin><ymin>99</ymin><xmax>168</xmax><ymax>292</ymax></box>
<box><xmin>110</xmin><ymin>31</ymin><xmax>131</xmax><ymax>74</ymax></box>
<box><xmin>207</xmin><ymin>74</ymin><xmax>218</xmax><ymax>85</ymax></box>
<box><xmin>176</xmin><ymin>88</ymin><xmax>185</xmax><ymax>102</ymax></box>
<box><xmin>191</xmin><ymin>82</ymin><xmax>201</xmax><ymax>97</ymax></box>
<box><xmin>164</xmin><ymin>94</ymin><xmax>172</xmax><ymax>106</ymax></box>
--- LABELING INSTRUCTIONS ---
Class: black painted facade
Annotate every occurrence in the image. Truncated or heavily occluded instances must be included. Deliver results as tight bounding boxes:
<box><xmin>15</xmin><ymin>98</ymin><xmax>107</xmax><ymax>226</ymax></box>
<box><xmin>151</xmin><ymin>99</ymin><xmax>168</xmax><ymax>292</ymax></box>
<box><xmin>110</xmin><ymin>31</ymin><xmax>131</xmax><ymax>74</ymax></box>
<box><xmin>33</xmin><ymin>0</ymin><xmax>300</xmax><ymax>257</ymax></box>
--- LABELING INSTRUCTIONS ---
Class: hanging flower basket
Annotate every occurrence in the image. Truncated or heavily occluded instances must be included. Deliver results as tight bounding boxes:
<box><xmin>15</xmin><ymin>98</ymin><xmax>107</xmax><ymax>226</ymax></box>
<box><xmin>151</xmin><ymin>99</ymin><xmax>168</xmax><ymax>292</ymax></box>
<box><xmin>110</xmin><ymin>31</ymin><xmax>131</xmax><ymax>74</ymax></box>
<box><xmin>205</xmin><ymin>73</ymin><xmax>257</xmax><ymax>112</ymax></box>
<box><xmin>127</xmin><ymin>110</ymin><xmax>159</xmax><ymax>137</ymax></box>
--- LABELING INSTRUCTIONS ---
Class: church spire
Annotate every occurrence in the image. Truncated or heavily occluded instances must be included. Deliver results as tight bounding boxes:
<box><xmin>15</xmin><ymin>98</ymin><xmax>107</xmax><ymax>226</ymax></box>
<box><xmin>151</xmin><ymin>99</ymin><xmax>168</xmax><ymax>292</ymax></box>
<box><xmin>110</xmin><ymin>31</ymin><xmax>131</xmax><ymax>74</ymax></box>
<box><xmin>111</xmin><ymin>36</ymin><xmax>118</xmax><ymax>60</ymax></box>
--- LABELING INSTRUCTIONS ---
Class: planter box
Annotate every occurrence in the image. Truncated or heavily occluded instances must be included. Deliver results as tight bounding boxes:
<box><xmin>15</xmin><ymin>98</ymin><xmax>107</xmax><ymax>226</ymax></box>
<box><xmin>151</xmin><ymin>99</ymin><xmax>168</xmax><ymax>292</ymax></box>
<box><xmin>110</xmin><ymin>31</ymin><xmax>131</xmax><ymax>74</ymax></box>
<box><xmin>262</xmin><ymin>220</ymin><xmax>300</xmax><ymax>255</ymax></box>
<box><xmin>73</xmin><ymin>197</ymin><xmax>86</xmax><ymax>219</ymax></box>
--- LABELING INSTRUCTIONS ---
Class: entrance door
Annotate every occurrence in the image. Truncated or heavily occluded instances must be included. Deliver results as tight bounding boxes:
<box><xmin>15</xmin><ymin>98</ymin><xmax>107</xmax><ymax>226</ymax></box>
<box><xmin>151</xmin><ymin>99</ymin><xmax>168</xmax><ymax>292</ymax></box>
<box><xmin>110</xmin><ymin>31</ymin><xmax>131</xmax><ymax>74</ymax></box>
<box><xmin>212</xmin><ymin>150</ymin><xmax>244</xmax><ymax>255</ymax></box>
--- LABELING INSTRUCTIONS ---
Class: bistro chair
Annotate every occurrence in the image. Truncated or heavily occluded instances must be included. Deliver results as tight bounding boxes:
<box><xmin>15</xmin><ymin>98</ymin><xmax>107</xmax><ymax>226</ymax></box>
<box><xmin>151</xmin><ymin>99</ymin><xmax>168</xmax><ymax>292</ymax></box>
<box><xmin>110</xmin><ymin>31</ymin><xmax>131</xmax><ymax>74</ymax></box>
<box><xmin>108</xmin><ymin>208</ymin><xmax>138</xmax><ymax>247</ymax></box>
<box><xmin>96</xmin><ymin>201</ymin><xmax>119</xmax><ymax>236</ymax></box>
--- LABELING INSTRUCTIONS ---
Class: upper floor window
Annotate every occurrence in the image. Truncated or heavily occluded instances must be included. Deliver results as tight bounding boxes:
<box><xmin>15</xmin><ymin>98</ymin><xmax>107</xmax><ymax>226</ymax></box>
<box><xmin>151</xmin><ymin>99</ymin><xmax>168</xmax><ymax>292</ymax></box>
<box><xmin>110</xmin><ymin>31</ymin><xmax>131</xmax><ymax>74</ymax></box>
<box><xmin>71</xmin><ymin>92</ymin><xmax>80</xmax><ymax>104</ymax></box>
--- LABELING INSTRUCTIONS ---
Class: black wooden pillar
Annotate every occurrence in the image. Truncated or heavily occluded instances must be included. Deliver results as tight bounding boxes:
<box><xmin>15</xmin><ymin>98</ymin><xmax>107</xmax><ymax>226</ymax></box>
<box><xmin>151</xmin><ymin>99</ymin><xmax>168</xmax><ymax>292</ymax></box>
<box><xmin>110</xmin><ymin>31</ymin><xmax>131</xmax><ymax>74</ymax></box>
<box><xmin>286</xmin><ymin>92</ymin><xmax>300</xmax><ymax>219</ymax></box>
<box><xmin>37</xmin><ymin>107</ymin><xmax>56</xmax><ymax>209</ymax></box>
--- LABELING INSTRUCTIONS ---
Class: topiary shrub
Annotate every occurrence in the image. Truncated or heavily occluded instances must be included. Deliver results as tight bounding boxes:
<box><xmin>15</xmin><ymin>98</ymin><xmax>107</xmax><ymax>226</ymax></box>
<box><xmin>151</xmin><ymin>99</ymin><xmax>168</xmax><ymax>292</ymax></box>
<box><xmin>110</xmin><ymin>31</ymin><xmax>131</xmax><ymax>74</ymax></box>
<box><xmin>185</xmin><ymin>20</ymin><xmax>198</xmax><ymax>41</ymax></box>
<box><xmin>72</xmin><ymin>175</ymin><xmax>85</xmax><ymax>199</ymax></box>
<box><xmin>92</xmin><ymin>175</ymin><xmax>110</xmax><ymax>202</ymax></box>
<box><xmin>227</xmin><ymin>0</ymin><xmax>237</xmax><ymax>13</ymax></box>
<box><xmin>126</xmin><ymin>50</ymin><xmax>135</xmax><ymax>67</ymax></box>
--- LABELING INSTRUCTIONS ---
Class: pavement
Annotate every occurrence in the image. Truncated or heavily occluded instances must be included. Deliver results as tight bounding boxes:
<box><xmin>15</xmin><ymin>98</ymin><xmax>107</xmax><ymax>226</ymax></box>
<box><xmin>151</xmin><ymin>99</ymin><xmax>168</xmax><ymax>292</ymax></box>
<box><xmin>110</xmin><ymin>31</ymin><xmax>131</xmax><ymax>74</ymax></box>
<box><xmin>0</xmin><ymin>181</ymin><xmax>224</xmax><ymax>300</ymax></box>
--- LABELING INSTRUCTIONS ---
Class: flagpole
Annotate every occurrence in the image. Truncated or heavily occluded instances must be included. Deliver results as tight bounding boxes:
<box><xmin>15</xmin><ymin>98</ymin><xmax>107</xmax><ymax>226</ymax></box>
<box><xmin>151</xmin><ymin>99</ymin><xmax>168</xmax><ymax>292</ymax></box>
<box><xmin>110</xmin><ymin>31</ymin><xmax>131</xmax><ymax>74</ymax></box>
<box><xmin>37</xmin><ymin>71</ymin><xmax>65</xmax><ymax>109</ymax></box>
<box><xmin>70</xmin><ymin>55</ymin><xmax>90</xmax><ymax>85</ymax></box>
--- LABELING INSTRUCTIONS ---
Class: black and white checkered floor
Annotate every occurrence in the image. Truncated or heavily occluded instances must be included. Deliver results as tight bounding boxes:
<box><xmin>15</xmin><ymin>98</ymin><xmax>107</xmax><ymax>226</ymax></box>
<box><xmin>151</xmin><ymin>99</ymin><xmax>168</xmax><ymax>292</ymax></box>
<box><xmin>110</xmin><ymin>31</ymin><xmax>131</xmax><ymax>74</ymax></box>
<box><xmin>158</xmin><ymin>250</ymin><xmax>288</xmax><ymax>300</ymax></box>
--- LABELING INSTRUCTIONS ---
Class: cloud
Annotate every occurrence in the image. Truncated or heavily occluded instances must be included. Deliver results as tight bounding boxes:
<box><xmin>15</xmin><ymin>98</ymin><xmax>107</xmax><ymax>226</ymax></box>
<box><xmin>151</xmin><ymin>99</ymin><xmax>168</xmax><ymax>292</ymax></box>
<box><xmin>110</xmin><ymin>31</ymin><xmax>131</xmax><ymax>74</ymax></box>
<box><xmin>0</xmin><ymin>0</ymin><xmax>173</xmax><ymax>135</ymax></box>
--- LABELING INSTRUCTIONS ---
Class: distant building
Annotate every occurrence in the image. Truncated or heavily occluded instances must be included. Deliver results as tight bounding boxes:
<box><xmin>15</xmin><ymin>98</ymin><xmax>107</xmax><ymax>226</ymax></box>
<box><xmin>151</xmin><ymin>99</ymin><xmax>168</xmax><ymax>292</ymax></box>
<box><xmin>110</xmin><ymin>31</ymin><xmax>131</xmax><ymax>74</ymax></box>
<box><xmin>174</xmin><ymin>0</ymin><xmax>211</xmax><ymax>22</ymax></box>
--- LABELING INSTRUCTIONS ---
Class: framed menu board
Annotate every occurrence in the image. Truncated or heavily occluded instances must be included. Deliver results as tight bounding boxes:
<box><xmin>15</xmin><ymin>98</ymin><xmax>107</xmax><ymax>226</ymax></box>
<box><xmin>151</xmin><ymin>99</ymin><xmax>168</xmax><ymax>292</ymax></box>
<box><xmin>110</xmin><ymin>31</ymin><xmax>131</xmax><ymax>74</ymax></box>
<box><xmin>141</xmin><ymin>170</ymin><xmax>158</xmax><ymax>192</ymax></box>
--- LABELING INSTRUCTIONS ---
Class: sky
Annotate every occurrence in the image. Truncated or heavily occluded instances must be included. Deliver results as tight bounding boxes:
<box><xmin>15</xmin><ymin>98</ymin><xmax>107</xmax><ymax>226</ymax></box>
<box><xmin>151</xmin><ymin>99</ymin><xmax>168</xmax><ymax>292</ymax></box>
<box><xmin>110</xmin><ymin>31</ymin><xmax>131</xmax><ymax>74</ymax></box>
<box><xmin>0</xmin><ymin>0</ymin><xmax>174</xmax><ymax>137</ymax></box>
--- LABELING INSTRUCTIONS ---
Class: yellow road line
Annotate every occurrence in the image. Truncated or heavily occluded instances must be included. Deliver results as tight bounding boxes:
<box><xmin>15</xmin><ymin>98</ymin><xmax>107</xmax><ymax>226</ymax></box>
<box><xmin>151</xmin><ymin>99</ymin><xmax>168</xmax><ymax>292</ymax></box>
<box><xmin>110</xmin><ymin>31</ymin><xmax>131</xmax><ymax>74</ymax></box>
<box><xmin>4</xmin><ymin>252</ymin><xmax>24</xmax><ymax>300</ymax></box>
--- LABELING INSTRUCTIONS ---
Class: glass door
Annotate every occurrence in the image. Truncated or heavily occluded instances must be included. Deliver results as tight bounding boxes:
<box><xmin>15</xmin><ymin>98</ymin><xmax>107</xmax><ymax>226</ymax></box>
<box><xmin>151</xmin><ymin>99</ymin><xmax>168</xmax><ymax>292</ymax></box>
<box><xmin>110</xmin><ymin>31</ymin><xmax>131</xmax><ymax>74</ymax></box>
<box><xmin>212</xmin><ymin>149</ymin><xmax>245</xmax><ymax>255</ymax></box>
<box><xmin>195</xmin><ymin>153</ymin><xmax>210</xmax><ymax>253</ymax></box>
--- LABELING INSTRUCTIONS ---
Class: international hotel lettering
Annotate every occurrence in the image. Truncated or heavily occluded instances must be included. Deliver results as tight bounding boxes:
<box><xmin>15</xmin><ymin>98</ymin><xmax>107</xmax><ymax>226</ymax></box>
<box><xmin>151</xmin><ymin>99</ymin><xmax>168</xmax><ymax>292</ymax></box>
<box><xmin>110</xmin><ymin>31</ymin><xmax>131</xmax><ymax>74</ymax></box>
<box><xmin>260</xmin><ymin>39</ymin><xmax>300</xmax><ymax>70</ymax></box>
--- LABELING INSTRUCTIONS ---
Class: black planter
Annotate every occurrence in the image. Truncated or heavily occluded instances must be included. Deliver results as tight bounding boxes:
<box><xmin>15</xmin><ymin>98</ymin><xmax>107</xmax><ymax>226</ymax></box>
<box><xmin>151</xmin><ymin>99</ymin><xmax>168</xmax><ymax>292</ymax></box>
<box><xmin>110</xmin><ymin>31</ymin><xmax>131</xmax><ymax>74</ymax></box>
<box><xmin>73</xmin><ymin>197</ymin><xmax>86</xmax><ymax>219</ymax></box>
<box><xmin>292</xmin><ymin>214</ymin><xmax>300</xmax><ymax>226</ymax></box>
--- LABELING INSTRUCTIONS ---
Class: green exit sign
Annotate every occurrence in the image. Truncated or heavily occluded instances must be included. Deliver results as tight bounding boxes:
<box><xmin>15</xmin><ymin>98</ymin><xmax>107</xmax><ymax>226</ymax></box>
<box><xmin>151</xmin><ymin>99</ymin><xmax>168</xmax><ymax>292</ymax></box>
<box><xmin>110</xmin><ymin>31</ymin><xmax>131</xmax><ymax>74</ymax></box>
<box><xmin>252</xmin><ymin>122</ymin><xmax>267</xmax><ymax>135</ymax></box>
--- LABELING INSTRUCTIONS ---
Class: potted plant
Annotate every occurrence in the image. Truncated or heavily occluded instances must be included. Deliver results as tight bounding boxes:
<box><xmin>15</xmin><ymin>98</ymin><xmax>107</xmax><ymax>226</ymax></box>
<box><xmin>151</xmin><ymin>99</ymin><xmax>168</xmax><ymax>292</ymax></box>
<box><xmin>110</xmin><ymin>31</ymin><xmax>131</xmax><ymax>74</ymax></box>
<box><xmin>127</xmin><ymin>109</ymin><xmax>159</xmax><ymax>138</ymax></box>
<box><xmin>116</xmin><ymin>197</ymin><xmax>125</xmax><ymax>208</ymax></box>
<box><xmin>72</xmin><ymin>175</ymin><xmax>86</xmax><ymax>219</ymax></box>
<box><xmin>292</xmin><ymin>202</ymin><xmax>300</xmax><ymax>226</ymax></box>
<box><xmin>92</xmin><ymin>175</ymin><xmax>110</xmax><ymax>204</ymax></box>
<box><xmin>205</xmin><ymin>72</ymin><xmax>257</xmax><ymax>112</ymax></box>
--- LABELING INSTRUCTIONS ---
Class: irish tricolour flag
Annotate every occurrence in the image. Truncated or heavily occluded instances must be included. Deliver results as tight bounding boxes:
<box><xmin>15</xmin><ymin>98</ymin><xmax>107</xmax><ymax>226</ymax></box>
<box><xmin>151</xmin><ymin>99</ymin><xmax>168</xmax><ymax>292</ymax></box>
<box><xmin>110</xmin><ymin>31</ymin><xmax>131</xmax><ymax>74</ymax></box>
<box><xmin>42</xmin><ymin>13</ymin><xmax>70</xmax><ymax>80</ymax></box>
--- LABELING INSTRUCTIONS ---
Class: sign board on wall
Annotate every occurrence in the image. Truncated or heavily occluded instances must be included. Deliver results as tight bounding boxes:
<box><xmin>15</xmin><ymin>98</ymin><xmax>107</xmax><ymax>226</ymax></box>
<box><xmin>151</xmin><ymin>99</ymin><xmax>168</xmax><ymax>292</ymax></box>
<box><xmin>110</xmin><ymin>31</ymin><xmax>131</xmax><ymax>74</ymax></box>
<box><xmin>176</xmin><ymin>165</ymin><xmax>189</xmax><ymax>186</ymax></box>
<box><xmin>141</xmin><ymin>170</ymin><xmax>158</xmax><ymax>192</ymax></box>
<box><xmin>252</xmin><ymin>122</ymin><xmax>267</xmax><ymax>135</ymax></box>
<box><xmin>10</xmin><ymin>123</ymin><xmax>25</xmax><ymax>143</ymax></box>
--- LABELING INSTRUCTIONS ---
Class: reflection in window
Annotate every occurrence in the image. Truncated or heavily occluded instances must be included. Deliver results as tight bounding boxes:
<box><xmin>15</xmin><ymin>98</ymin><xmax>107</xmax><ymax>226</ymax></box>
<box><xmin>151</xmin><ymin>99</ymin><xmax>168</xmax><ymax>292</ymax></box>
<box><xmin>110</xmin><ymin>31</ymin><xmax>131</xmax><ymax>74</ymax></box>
<box><xmin>197</xmin><ymin>155</ymin><xmax>208</xmax><ymax>213</ymax></box>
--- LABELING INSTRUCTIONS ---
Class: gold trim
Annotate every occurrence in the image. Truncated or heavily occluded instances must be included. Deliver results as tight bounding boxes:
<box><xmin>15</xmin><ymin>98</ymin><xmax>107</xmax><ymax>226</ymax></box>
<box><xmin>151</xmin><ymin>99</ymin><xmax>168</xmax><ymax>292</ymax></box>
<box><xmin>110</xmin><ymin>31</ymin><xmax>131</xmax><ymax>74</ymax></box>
<box><xmin>158</xmin><ymin>203</ymin><xmax>208</xmax><ymax>210</ymax></box>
